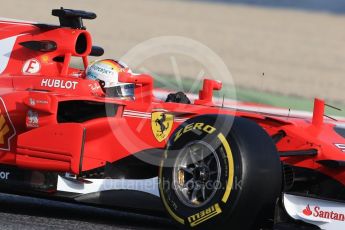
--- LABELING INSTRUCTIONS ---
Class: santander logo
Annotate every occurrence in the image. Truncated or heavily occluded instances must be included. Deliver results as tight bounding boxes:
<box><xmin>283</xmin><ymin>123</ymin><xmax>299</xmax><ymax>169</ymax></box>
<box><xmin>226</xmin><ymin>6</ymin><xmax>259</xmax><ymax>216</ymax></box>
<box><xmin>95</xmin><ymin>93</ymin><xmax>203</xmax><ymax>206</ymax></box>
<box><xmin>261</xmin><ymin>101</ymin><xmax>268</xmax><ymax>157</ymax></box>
<box><xmin>302</xmin><ymin>204</ymin><xmax>345</xmax><ymax>222</ymax></box>
<box><xmin>303</xmin><ymin>205</ymin><xmax>313</xmax><ymax>216</ymax></box>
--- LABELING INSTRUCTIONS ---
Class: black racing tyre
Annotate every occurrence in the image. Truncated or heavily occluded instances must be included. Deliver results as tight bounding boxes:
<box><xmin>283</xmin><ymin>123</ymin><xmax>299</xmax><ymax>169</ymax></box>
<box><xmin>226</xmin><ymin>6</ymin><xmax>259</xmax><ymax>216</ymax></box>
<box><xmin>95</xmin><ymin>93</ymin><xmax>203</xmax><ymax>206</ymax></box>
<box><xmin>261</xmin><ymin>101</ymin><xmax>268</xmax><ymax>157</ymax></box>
<box><xmin>159</xmin><ymin>115</ymin><xmax>282</xmax><ymax>230</ymax></box>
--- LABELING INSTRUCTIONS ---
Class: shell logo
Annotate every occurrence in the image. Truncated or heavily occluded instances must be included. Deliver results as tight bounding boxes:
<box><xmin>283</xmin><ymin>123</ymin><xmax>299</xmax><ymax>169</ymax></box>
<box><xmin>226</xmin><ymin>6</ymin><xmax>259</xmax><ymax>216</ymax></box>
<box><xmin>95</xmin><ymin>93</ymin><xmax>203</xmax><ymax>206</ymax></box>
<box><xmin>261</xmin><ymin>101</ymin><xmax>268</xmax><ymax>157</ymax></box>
<box><xmin>0</xmin><ymin>98</ymin><xmax>16</xmax><ymax>151</ymax></box>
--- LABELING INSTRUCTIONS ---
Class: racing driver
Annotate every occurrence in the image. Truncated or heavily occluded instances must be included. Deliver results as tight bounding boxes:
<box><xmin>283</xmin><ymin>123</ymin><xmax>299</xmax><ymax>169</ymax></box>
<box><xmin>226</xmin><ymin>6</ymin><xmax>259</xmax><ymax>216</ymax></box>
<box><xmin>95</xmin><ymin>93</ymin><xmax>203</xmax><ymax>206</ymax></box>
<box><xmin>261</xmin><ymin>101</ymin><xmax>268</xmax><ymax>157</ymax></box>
<box><xmin>86</xmin><ymin>59</ymin><xmax>190</xmax><ymax>103</ymax></box>
<box><xmin>86</xmin><ymin>59</ymin><xmax>135</xmax><ymax>99</ymax></box>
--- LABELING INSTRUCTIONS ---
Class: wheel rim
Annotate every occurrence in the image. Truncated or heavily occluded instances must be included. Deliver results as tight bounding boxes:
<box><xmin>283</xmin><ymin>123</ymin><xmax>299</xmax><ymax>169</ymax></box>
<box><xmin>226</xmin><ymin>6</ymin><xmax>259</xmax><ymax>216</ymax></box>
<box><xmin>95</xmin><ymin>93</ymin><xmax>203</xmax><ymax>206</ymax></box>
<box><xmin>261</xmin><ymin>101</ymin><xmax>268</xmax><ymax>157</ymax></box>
<box><xmin>173</xmin><ymin>141</ymin><xmax>222</xmax><ymax>208</ymax></box>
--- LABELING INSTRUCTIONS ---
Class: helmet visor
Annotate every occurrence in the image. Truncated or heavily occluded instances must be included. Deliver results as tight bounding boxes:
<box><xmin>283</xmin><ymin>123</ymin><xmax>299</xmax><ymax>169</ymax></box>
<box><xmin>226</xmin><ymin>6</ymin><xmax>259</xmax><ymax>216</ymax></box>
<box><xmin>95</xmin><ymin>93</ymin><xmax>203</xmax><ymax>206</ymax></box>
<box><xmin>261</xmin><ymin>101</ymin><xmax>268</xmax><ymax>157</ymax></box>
<box><xmin>105</xmin><ymin>83</ymin><xmax>135</xmax><ymax>98</ymax></box>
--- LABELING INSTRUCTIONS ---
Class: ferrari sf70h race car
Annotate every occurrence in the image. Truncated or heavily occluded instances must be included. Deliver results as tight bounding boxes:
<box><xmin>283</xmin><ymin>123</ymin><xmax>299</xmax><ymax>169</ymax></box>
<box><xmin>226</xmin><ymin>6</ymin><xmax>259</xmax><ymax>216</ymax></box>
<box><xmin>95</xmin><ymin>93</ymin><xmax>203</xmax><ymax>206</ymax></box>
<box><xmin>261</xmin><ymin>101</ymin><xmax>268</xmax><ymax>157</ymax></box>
<box><xmin>0</xmin><ymin>8</ymin><xmax>344</xmax><ymax>230</ymax></box>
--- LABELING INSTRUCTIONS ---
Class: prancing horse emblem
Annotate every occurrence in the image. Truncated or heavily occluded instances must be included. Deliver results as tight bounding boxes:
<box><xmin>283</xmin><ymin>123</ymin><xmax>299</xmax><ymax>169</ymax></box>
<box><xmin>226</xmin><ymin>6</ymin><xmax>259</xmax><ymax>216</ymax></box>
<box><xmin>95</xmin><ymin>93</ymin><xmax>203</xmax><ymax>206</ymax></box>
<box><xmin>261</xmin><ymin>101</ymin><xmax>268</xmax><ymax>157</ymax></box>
<box><xmin>151</xmin><ymin>111</ymin><xmax>174</xmax><ymax>142</ymax></box>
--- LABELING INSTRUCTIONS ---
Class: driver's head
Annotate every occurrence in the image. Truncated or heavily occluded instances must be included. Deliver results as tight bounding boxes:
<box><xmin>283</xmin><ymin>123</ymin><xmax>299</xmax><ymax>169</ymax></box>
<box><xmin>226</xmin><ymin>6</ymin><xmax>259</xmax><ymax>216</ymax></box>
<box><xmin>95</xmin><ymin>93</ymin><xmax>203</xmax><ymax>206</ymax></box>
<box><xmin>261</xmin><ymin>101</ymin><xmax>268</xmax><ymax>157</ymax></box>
<box><xmin>86</xmin><ymin>59</ymin><xmax>134</xmax><ymax>99</ymax></box>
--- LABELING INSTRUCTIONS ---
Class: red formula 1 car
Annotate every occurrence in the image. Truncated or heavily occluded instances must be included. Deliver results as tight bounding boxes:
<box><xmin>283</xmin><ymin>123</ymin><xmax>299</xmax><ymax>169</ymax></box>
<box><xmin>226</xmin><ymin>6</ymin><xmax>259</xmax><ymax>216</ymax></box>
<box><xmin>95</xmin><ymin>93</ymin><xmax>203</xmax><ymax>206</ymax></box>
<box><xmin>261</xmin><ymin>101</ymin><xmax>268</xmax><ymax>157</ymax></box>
<box><xmin>0</xmin><ymin>8</ymin><xmax>344</xmax><ymax>230</ymax></box>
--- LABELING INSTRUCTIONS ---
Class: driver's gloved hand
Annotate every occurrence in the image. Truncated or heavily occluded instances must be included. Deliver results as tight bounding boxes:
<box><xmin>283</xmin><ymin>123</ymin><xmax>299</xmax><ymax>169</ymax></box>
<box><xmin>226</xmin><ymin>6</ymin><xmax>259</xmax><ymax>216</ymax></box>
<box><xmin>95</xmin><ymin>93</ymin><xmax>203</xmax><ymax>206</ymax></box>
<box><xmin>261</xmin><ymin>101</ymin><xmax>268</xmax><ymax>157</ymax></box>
<box><xmin>165</xmin><ymin>92</ymin><xmax>191</xmax><ymax>104</ymax></box>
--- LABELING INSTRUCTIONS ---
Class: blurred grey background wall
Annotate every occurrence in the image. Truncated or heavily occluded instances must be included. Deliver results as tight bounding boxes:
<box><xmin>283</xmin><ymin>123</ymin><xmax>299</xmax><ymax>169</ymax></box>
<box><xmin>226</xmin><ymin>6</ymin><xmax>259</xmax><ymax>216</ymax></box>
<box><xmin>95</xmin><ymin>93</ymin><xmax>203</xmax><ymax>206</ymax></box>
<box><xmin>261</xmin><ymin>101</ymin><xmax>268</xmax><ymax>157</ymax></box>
<box><xmin>0</xmin><ymin>0</ymin><xmax>344</xmax><ymax>105</ymax></box>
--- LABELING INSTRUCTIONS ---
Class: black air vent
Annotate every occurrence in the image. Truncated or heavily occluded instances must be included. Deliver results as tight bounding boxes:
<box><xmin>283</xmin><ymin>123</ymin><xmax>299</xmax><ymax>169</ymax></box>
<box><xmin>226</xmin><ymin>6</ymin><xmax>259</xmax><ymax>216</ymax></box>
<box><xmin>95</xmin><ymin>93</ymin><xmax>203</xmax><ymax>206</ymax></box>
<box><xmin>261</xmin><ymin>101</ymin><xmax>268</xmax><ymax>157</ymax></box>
<box><xmin>57</xmin><ymin>100</ymin><xmax>118</xmax><ymax>123</ymax></box>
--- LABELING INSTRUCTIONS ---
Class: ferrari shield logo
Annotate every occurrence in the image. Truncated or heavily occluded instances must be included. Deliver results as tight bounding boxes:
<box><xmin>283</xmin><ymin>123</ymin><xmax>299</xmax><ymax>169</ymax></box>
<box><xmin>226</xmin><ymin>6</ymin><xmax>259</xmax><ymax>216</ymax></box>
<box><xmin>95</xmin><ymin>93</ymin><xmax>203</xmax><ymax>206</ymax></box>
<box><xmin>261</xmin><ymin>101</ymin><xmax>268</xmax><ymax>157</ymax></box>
<box><xmin>151</xmin><ymin>112</ymin><xmax>174</xmax><ymax>142</ymax></box>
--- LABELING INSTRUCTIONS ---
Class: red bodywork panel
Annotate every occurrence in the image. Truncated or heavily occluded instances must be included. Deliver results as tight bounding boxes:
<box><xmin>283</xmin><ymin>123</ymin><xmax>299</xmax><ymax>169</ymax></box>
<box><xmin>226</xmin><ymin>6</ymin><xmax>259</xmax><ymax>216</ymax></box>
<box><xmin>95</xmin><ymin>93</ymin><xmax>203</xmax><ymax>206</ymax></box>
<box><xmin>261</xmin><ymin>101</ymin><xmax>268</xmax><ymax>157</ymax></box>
<box><xmin>0</xmin><ymin>19</ymin><xmax>344</xmax><ymax>187</ymax></box>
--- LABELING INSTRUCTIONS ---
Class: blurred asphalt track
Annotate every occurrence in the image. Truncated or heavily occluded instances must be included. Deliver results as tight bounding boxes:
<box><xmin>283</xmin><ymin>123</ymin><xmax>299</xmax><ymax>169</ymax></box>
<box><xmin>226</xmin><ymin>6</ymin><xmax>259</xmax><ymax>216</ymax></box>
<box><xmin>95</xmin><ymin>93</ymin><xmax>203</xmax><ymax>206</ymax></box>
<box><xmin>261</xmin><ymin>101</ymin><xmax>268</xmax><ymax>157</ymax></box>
<box><xmin>0</xmin><ymin>193</ymin><xmax>307</xmax><ymax>229</ymax></box>
<box><xmin>0</xmin><ymin>193</ymin><xmax>174</xmax><ymax>230</ymax></box>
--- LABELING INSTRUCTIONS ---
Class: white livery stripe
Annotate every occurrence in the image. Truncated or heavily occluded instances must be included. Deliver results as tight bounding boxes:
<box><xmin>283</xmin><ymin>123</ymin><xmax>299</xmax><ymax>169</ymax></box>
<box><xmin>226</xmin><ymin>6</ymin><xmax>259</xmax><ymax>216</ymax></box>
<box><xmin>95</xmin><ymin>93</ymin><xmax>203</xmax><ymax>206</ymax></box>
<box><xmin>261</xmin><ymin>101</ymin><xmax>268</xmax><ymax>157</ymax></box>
<box><xmin>0</xmin><ymin>36</ymin><xmax>18</xmax><ymax>74</ymax></box>
<box><xmin>123</xmin><ymin>111</ymin><xmax>151</xmax><ymax>119</ymax></box>
<box><xmin>124</xmin><ymin>110</ymin><xmax>151</xmax><ymax>115</ymax></box>
<box><xmin>123</xmin><ymin>110</ymin><xmax>188</xmax><ymax>122</ymax></box>
<box><xmin>124</xmin><ymin>112</ymin><xmax>151</xmax><ymax>117</ymax></box>
<box><xmin>0</xmin><ymin>17</ymin><xmax>36</xmax><ymax>24</ymax></box>
<box><xmin>123</xmin><ymin>115</ymin><xmax>150</xmax><ymax>119</ymax></box>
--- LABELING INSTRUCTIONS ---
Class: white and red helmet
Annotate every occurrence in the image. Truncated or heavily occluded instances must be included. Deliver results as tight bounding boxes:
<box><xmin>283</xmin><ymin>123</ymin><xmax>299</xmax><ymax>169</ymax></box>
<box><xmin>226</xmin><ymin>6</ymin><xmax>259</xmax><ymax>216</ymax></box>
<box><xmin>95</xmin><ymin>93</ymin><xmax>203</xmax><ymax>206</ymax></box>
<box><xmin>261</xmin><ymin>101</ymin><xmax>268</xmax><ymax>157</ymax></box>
<box><xmin>86</xmin><ymin>59</ymin><xmax>134</xmax><ymax>98</ymax></box>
